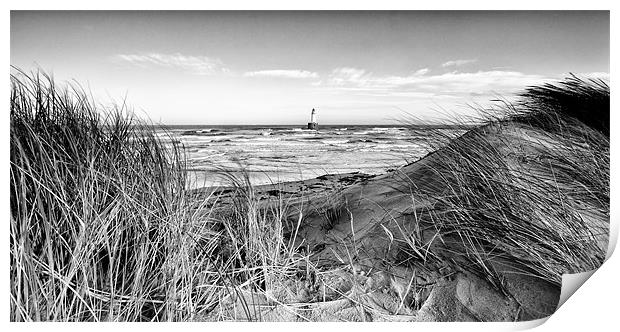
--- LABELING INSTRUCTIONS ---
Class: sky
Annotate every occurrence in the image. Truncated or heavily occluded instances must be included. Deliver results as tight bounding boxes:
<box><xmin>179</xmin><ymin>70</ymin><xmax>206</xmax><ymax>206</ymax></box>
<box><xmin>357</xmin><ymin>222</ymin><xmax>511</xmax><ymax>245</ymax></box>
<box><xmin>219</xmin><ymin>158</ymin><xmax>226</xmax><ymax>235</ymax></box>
<box><xmin>10</xmin><ymin>11</ymin><xmax>609</xmax><ymax>125</ymax></box>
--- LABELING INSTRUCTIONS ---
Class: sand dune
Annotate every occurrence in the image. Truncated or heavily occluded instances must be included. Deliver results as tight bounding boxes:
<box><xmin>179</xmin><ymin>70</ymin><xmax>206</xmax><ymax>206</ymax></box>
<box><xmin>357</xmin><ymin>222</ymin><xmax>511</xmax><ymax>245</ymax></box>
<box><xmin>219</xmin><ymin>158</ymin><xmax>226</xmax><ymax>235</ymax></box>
<box><xmin>205</xmin><ymin>117</ymin><xmax>608</xmax><ymax>321</ymax></box>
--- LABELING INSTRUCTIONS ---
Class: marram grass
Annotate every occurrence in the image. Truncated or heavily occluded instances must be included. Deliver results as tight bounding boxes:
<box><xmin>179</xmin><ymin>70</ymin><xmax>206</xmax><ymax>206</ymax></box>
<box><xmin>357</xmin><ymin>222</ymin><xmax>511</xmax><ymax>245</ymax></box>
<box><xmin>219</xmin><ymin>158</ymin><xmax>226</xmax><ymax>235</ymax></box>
<box><xmin>9</xmin><ymin>70</ymin><xmax>306</xmax><ymax>321</ymax></box>
<box><xmin>9</xmin><ymin>69</ymin><xmax>610</xmax><ymax>321</ymax></box>
<box><xmin>10</xmin><ymin>69</ymin><xmax>218</xmax><ymax>321</ymax></box>
<box><xmin>401</xmin><ymin>75</ymin><xmax>609</xmax><ymax>288</ymax></box>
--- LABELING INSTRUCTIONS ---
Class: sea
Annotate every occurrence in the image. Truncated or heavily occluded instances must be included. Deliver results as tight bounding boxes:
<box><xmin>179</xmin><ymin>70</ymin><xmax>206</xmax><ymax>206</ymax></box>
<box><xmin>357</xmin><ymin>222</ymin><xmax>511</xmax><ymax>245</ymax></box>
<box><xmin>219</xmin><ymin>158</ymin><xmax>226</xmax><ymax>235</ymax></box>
<box><xmin>157</xmin><ymin>124</ymin><xmax>458</xmax><ymax>189</ymax></box>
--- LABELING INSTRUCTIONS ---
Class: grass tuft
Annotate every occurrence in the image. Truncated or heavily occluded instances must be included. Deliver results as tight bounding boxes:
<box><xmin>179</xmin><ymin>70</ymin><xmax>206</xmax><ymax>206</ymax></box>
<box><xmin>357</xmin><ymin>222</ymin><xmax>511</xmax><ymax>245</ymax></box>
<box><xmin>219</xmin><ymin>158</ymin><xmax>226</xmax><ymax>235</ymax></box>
<box><xmin>402</xmin><ymin>76</ymin><xmax>609</xmax><ymax>288</ymax></box>
<box><xmin>9</xmin><ymin>69</ymin><xmax>223</xmax><ymax>321</ymax></box>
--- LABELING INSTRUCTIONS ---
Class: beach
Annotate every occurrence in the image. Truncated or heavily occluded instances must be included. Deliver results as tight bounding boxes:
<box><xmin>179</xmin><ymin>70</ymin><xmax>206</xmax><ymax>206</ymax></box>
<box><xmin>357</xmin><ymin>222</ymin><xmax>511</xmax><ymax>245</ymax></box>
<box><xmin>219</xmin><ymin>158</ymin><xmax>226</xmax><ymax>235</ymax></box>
<box><xmin>160</xmin><ymin>125</ymin><xmax>458</xmax><ymax>188</ymax></box>
<box><xmin>10</xmin><ymin>56</ymin><xmax>610</xmax><ymax>322</ymax></box>
<box><xmin>190</xmin><ymin>171</ymin><xmax>376</xmax><ymax>210</ymax></box>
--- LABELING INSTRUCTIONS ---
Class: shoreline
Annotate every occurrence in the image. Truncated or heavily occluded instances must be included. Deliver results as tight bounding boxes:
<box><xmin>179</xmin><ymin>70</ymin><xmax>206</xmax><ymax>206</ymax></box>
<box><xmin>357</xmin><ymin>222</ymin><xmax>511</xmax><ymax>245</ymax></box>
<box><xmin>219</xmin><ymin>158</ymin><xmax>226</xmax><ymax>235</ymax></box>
<box><xmin>188</xmin><ymin>171</ymin><xmax>377</xmax><ymax>207</ymax></box>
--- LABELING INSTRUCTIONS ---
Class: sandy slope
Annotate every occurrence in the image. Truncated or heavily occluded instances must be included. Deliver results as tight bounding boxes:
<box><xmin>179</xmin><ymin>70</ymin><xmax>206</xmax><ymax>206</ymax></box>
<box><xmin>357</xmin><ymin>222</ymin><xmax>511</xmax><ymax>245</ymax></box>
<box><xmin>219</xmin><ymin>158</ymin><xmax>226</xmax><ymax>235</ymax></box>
<box><xmin>202</xmin><ymin>121</ymin><xmax>608</xmax><ymax>322</ymax></box>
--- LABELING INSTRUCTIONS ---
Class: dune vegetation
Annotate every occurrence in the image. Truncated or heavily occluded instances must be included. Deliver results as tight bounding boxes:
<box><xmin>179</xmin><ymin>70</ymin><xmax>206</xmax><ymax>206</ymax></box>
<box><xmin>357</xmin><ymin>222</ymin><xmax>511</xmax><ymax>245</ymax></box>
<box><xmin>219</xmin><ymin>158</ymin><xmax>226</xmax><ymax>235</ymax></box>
<box><xmin>403</xmin><ymin>75</ymin><xmax>609</xmax><ymax>287</ymax></box>
<box><xmin>9</xmin><ymin>70</ymin><xmax>609</xmax><ymax>322</ymax></box>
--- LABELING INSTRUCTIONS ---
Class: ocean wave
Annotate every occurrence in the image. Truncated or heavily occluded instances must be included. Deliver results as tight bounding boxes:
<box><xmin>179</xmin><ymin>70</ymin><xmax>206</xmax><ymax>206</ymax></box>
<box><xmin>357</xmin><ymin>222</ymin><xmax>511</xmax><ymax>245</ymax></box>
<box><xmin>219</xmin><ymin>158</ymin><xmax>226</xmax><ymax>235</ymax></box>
<box><xmin>321</xmin><ymin>139</ymin><xmax>349</xmax><ymax>145</ymax></box>
<box><xmin>181</xmin><ymin>130</ymin><xmax>227</xmax><ymax>137</ymax></box>
<box><xmin>347</xmin><ymin>138</ymin><xmax>381</xmax><ymax>144</ymax></box>
<box><xmin>371</xmin><ymin>127</ymin><xmax>407</xmax><ymax>131</ymax></box>
<box><xmin>297</xmin><ymin>136</ymin><xmax>322</xmax><ymax>140</ymax></box>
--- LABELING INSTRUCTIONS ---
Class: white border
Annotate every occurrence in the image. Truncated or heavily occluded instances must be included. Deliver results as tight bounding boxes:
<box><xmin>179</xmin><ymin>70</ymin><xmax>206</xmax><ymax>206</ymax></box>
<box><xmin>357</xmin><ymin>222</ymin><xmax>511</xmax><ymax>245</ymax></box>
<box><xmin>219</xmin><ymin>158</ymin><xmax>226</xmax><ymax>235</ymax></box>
<box><xmin>2</xmin><ymin>2</ymin><xmax>617</xmax><ymax>331</ymax></box>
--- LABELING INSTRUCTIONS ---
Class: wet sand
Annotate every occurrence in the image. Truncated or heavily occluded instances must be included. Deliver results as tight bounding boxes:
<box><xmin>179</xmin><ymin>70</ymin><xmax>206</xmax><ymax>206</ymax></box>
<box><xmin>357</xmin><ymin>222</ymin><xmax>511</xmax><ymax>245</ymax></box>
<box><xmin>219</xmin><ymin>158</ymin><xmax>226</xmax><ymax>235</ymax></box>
<box><xmin>189</xmin><ymin>171</ymin><xmax>376</xmax><ymax>208</ymax></box>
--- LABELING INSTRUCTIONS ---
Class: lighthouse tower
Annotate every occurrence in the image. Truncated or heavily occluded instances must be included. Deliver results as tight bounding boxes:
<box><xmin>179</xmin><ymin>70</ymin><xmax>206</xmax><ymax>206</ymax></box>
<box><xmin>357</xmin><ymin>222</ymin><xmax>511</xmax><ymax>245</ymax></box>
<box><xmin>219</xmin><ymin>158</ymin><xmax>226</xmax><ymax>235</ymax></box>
<box><xmin>307</xmin><ymin>108</ymin><xmax>318</xmax><ymax>130</ymax></box>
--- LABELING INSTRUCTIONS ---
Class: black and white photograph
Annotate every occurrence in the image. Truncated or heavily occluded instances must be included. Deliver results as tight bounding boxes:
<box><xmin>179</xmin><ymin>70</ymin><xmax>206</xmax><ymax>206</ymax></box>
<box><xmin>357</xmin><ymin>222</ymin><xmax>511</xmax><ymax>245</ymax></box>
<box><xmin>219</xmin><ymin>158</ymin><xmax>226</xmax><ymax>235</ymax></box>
<box><xmin>8</xmin><ymin>8</ymin><xmax>612</xmax><ymax>323</ymax></box>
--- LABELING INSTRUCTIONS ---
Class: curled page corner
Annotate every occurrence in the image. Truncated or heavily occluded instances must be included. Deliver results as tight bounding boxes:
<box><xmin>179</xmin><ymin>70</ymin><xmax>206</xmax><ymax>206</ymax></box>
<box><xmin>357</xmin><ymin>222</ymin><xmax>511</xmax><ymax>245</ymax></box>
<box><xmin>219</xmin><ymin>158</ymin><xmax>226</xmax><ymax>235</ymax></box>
<box><xmin>555</xmin><ymin>222</ymin><xmax>617</xmax><ymax>311</ymax></box>
<box><xmin>605</xmin><ymin>217</ymin><xmax>618</xmax><ymax>260</ymax></box>
<box><xmin>557</xmin><ymin>269</ymin><xmax>597</xmax><ymax>309</ymax></box>
<box><xmin>513</xmin><ymin>271</ymin><xmax>597</xmax><ymax>330</ymax></box>
<box><xmin>512</xmin><ymin>316</ymin><xmax>550</xmax><ymax>330</ymax></box>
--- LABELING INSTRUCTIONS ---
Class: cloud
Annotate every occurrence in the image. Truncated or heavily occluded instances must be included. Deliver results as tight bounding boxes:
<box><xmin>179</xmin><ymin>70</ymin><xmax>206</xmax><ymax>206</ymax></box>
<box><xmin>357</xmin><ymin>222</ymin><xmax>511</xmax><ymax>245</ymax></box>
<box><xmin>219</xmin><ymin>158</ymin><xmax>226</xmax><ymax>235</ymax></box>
<box><xmin>414</xmin><ymin>68</ymin><xmax>430</xmax><ymax>76</ymax></box>
<box><xmin>326</xmin><ymin>67</ymin><xmax>369</xmax><ymax>86</ymax></box>
<box><xmin>322</xmin><ymin>67</ymin><xmax>548</xmax><ymax>98</ymax></box>
<box><xmin>243</xmin><ymin>69</ymin><xmax>319</xmax><ymax>79</ymax></box>
<box><xmin>114</xmin><ymin>53</ymin><xmax>227</xmax><ymax>75</ymax></box>
<box><xmin>325</xmin><ymin>67</ymin><xmax>433</xmax><ymax>90</ymax></box>
<box><xmin>441</xmin><ymin>59</ymin><xmax>478</xmax><ymax>67</ymax></box>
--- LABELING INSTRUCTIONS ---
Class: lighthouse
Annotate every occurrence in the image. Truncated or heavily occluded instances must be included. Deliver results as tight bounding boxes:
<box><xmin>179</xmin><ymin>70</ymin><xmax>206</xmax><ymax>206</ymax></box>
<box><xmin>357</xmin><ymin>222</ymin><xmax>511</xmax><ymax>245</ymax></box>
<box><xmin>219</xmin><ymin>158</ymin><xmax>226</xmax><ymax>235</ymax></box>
<box><xmin>307</xmin><ymin>108</ymin><xmax>318</xmax><ymax>130</ymax></box>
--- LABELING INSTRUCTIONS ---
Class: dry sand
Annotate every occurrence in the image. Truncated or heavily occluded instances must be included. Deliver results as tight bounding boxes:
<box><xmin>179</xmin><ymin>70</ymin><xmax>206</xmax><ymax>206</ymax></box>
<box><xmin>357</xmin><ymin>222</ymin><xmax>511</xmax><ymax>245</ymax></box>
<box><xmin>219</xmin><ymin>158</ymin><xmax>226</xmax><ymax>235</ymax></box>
<box><xmin>196</xmin><ymin>121</ymin><xmax>606</xmax><ymax>322</ymax></box>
